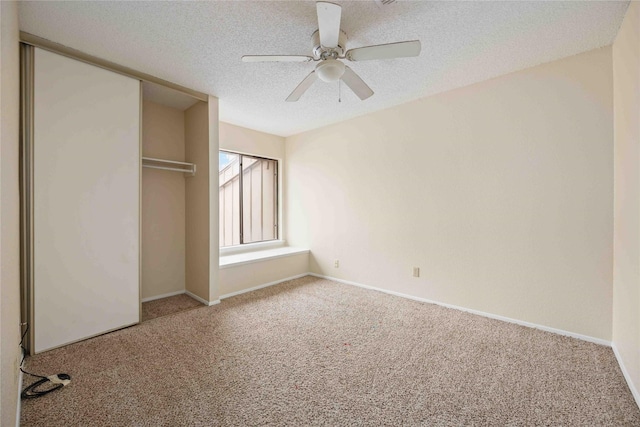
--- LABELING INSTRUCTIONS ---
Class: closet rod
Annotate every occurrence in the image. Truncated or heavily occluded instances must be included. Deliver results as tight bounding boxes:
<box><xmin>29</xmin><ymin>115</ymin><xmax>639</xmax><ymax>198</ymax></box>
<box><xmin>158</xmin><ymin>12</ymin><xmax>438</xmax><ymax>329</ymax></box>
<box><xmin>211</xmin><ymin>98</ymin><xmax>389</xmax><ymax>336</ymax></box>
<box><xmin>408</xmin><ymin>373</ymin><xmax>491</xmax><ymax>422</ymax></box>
<box><xmin>142</xmin><ymin>156</ymin><xmax>193</xmax><ymax>167</ymax></box>
<box><xmin>142</xmin><ymin>157</ymin><xmax>196</xmax><ymax>176</ymax></box>
<box><xmin>142</xmin><ymin>164</ymin><xmax>197</xmax><ymax>174</ymax></box>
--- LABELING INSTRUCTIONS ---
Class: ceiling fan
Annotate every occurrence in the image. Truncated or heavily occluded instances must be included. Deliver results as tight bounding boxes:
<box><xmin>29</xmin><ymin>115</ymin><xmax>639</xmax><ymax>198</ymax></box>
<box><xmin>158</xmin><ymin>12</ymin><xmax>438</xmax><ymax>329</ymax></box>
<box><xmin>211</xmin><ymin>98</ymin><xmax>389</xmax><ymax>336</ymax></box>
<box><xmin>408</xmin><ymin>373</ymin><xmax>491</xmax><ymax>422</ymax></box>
<box><xmin>241</xmin><ymin>1</ymin><xmax>421</xmax><ymax>102</ymax></box>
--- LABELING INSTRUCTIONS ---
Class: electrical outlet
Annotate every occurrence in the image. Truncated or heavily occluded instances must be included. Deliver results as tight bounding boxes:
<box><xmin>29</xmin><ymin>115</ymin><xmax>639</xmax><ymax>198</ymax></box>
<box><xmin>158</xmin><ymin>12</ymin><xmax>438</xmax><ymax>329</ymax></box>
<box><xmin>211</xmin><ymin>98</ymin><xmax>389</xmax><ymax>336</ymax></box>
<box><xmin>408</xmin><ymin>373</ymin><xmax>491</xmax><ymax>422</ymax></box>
<box><xmin>413</xmin><ymin>267</ymin><xmax>420</xmax><ymax>277</ymax></box>
<box><xmin>334</xmin><ymin>260</ymin><xmax>340</xmax><ymax>268</ymax></box>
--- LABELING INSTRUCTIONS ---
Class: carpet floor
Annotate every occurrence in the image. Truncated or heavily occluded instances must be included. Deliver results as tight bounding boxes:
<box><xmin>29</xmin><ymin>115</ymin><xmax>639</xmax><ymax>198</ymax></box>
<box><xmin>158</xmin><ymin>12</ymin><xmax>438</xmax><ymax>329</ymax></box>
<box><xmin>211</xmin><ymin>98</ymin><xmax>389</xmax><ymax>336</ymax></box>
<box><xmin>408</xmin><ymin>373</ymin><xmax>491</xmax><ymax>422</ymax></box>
<box><xmin>21</xmin><ymin>276</ymin><xmax>640</xmax><ymax>426</ymax></box>
<box><xmin>142</xmin><ymin>293</ymin><xmax>203</xmax><ymax>322</ymax></box>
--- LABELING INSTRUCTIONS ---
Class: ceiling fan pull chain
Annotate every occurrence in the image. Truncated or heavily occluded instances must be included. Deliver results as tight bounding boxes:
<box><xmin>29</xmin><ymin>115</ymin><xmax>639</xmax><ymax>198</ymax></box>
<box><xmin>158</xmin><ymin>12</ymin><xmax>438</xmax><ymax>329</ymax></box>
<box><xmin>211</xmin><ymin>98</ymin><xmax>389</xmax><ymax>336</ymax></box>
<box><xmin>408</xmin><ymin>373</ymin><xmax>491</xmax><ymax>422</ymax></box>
<box><xmin>339</xmin><ymin>80</ymin><xmax>342</xmax><ymax>103</ymax></box>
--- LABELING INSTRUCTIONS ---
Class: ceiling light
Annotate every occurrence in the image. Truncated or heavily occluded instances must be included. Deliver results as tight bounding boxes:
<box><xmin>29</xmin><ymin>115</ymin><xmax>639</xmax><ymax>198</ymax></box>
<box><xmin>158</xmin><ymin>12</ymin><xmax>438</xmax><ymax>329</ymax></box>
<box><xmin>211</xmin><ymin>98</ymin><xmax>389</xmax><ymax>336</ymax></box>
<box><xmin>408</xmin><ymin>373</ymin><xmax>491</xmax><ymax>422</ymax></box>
<box><xmin>315</xmin><ymin>59</ymin><xmax>345</xmax><ymax>83</ymax></box>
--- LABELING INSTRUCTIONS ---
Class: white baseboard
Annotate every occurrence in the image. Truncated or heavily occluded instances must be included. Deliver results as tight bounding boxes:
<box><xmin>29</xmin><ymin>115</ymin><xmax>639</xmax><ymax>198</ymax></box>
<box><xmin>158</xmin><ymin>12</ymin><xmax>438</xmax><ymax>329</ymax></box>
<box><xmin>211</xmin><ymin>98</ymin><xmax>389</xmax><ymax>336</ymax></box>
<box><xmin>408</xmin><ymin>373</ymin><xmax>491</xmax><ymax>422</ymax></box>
<box><xmin>309</xmin><ymin>273</ymin><xmax>611</xmax><ymax>347</ymax></box>
<box><xmin>16</xmin><ymin>360</ymin><xmax>23</xmax><ymax>427</ymax></box>
<box><xmin>219</xmin><ymin>273</ymin><xmax>309</xmax><ymax>300</ymax></box>
<box><xmin>184</xmin><ymin>290</ymin><xmax>219</xmax><ymax>306</ymax></box>
<box><xmin>612</xmin><ymin>342</ymin><xmax>640</xmax><ymax>409</ymax></box>
<box><xmin>141</xmin><ymin>290</ymin><xmax>185</xmax><ymax>303</ymax></box>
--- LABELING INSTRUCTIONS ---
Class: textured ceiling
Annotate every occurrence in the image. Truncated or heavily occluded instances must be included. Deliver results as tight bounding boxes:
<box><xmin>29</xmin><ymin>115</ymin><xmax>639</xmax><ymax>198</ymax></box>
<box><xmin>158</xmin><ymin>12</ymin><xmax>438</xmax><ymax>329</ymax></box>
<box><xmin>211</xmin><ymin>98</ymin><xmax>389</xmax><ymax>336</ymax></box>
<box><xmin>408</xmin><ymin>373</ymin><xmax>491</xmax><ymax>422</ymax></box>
<box><xmin>19</xmin><ymin>1</ymin><xmax>629</xmax><ymax>137</ymax></box>
<box><xmin>142</xmin><ymin>82</ymin><xmax>200</xmax><ymax>111</ymax></box>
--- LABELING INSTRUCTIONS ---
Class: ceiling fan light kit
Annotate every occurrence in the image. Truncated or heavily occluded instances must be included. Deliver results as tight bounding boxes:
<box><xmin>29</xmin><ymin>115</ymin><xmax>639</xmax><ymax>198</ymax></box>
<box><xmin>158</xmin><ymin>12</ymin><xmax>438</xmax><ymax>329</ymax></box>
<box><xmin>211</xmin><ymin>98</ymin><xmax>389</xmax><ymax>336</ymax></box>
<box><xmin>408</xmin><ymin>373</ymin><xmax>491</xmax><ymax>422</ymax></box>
<box><xmin>316</xmin><ymin>59</ymin><xmax>345</xmax><ymax>83</ymax></box>
<box><xmin>242</xmin><ymin>1</ymin><xmax>421</xmax><ymax>102</ymax></box>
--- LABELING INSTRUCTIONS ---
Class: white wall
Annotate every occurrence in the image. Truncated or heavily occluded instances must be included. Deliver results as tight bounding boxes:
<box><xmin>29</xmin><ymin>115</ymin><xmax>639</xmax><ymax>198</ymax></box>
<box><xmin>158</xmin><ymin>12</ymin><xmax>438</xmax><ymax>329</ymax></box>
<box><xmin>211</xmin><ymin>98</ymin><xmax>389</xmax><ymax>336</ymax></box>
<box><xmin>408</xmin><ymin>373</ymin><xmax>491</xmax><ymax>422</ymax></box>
<box><xmin>286</xmin><ymin>47</ymin><xmax>614</xmax><ymax>341</ymax></box>
<box><xmin>613</xmin><ymin>1</ymin><xmax>640</xmax><ymax>406</ymax></box>
<box><xmin>1</xmin><ymin>1</ymin><xmax>22</xmax><ymax>423</ymax></box>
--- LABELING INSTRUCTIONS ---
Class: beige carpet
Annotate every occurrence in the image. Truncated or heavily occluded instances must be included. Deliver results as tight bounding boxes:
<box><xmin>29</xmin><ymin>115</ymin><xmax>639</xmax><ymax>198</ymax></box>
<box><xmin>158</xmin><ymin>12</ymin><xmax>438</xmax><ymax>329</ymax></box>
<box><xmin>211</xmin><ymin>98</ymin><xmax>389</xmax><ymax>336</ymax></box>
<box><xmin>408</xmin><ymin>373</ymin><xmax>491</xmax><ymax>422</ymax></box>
<box><xmin>142</xmin><ymin>293</ymin><xmax>203</xmax><ymax>322</ymax></box>
<box><xmin>21</xmin><ymin>276</ymin><xmax>640</xmax><ymax>426</ymax></box>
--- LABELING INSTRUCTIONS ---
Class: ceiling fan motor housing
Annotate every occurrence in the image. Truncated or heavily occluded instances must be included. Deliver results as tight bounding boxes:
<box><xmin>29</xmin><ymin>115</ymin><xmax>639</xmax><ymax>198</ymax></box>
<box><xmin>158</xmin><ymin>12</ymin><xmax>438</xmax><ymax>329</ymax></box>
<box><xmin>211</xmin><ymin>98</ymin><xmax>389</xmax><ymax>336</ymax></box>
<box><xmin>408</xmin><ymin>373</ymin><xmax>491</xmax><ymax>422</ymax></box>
<box><xmin>311</xmin><ymin>29</ymin><xmax>347</xmax><ymax>59</ymax></box>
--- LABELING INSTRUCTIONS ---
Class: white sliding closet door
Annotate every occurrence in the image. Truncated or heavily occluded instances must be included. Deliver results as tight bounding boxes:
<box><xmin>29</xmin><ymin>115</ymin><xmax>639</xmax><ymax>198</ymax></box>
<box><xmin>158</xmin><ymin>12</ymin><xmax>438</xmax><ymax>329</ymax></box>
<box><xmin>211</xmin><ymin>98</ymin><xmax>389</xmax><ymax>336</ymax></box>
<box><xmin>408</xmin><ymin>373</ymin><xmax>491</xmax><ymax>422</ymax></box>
<box><xmin>33</xmin><ymin>48</ymin><xmax>140</xmax><ymax>353</ymax></box>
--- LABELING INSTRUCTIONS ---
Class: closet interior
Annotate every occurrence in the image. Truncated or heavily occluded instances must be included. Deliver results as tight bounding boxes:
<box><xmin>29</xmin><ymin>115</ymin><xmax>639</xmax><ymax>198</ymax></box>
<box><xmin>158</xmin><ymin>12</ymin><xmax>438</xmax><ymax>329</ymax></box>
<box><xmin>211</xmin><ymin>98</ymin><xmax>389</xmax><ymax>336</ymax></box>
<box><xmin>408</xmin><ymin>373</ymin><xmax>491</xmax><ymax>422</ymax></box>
<box><xmin>141</xmin><ymin>82</ymin><xmax>208</xmax><ymax>321</ymax></box>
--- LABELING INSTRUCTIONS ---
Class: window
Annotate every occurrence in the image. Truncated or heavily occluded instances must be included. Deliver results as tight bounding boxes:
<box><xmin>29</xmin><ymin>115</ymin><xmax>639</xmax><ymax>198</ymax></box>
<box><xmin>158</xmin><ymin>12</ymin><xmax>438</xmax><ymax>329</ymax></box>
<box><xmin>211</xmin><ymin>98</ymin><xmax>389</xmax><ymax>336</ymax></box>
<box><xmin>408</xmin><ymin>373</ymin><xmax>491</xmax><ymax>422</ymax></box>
<box><xmin>219</xmin><ymin>151</ymin><xmax>278</xmax><ymax>247</ymax></box>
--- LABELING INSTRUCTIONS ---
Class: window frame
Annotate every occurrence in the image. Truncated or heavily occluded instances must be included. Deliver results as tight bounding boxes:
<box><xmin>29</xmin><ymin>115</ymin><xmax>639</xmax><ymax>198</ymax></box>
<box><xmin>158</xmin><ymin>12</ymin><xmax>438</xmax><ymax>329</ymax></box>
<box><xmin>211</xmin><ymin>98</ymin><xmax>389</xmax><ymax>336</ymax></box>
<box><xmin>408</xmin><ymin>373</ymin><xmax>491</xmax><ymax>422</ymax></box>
<box><xmin>219</xmin><ymin>150</ymin><xmax>279</xmax><ymax>249</ymax></box>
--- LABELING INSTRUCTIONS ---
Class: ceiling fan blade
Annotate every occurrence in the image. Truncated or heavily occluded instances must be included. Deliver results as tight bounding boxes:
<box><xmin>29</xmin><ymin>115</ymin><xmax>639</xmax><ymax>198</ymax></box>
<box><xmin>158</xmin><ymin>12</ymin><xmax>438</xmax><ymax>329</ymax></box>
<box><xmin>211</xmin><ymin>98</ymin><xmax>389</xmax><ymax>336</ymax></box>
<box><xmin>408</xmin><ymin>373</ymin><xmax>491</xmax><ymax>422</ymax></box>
<box><xmin>242</xmin><ymin>55</ymin><xmax>314</xmax><ymax>63</ymax></box>
<box><xmin>286</xmin><ymin>71</ymin><xmax>318</xmax><ymax>102</ymax></box>
<box><xmin>341</xmin><ymin>66</ymin><xmax>373</xmax><ymax>100</ymax></box>
<box><xmin>316</xmin><ymin>2</ymin><xmax>342</xmax><ymax>48</ymax></box>
<box><xmin>346</xmin><ymin>40</ymin><xmax>421</xmax><ymax>61</ymax></box>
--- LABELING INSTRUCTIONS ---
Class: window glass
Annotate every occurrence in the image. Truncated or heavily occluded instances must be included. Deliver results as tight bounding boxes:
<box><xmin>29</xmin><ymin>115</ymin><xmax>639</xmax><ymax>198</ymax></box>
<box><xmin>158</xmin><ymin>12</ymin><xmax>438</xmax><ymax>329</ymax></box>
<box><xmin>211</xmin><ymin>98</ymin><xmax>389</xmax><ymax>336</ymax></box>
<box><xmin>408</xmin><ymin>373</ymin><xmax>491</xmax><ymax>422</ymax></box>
<box><xmin>219</xmin><ymin>151</ymin><xmax>277</xmax><ymax>247</ymax></box>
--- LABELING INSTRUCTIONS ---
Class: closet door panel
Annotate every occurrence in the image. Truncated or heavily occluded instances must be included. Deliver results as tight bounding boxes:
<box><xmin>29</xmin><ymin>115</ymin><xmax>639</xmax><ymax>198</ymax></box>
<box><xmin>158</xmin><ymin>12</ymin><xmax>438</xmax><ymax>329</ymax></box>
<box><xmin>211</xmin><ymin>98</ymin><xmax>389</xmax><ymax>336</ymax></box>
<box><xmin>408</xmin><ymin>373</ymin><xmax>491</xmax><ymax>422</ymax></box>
<box><xmin>33</xmin><ymin>48</ymin><xmax>140</xmax><ymax>353</ymax></box>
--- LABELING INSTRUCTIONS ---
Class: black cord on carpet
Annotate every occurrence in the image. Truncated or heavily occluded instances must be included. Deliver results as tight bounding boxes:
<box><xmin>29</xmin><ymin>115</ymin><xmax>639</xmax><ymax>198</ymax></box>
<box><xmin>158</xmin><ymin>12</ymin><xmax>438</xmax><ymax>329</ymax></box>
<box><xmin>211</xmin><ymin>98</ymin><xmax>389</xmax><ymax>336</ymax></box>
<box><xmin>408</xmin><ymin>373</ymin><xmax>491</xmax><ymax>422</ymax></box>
<box><xmin>19</xmin><ymin>324</ymin><xmax>71</xmax><ymax>399</ymax></box>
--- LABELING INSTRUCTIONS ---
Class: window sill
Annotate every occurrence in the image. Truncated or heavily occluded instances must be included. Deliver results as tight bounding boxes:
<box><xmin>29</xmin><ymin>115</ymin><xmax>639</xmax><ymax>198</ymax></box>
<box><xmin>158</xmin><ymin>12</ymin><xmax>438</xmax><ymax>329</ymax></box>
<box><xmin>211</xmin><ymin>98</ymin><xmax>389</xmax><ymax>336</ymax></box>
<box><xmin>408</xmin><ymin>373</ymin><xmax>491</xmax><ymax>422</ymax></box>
<box><xmin>219</xmin><ymin>239</ymin><xmax>286</xmax><ymax>256</ymax></box>
<box><xmin>219</xmin><ymin>246</ymin><xmax>309</xmax><ymax>269</ymax></box>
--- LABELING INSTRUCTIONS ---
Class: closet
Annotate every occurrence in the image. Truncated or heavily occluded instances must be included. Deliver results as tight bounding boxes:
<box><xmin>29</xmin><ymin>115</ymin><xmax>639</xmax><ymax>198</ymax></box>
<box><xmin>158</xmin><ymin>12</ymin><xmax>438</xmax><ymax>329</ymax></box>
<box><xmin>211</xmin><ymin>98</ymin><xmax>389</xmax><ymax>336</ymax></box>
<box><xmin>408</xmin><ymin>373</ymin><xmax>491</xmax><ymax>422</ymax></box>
<box><xmin>140</xmin><ymin>83</ymin><xmax>210</xmax><ymax>320</ymax></box>
<box><xmin>20</xmin><ymin>38</ymin><xmax>218</xmax><ymax>354</ymax></box>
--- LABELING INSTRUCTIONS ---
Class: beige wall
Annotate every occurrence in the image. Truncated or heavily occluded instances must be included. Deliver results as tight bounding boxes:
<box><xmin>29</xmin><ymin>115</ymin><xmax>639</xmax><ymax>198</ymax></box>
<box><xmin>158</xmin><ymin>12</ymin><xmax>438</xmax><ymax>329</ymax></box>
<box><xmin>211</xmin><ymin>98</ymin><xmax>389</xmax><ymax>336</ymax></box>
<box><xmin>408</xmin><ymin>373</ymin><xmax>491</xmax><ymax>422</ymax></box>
<box><xmin>1</xmin><ymin>1</ymin><xmax>22</xmax><ymax>423</ymax></box>
<box><xmin>220</xmin><ymin>254</ymin><xmax>308</xmax><ymax>297</ymax></box>
<box><xmin>286</xmin><ymin>47</ymin><xmax>614</xmax><ymax>341</ymax></box>
<box><xmin>613</xmin><ymin>1</ymin><xmax>640</xmax><ymax>405</ymax></box>
<box><xmin>142</xmin><ymin>101</ymin><xmax>186</xmax><ymax>300</ymax></box>
<box><xmin>185</xmin><ymin>101</ymin><xmax>212</xmax><ymax>302</ymax></box>
<box><xmin>220</xmin><ymin>122</ymin><xmax>285</xmax><ymax>160</ymax></box>
<box><xmin>208</xmin><ymin>96</ymin><xmax>220</xmax><ymax>302</ymax></box>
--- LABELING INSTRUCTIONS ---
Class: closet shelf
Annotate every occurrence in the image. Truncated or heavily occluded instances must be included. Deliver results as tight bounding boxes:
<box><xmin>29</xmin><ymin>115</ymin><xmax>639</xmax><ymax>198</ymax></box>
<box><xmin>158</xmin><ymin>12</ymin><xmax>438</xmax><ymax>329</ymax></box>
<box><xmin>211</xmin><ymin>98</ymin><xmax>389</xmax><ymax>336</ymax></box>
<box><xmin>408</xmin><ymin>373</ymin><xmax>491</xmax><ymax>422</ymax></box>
<box><xmin>142</xmin><ymin>157</ymin><xmax>196</xmax><ymax>176</ymax></box>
